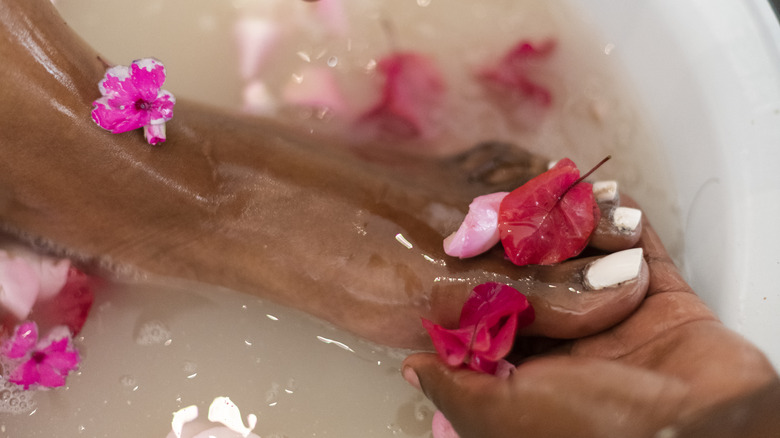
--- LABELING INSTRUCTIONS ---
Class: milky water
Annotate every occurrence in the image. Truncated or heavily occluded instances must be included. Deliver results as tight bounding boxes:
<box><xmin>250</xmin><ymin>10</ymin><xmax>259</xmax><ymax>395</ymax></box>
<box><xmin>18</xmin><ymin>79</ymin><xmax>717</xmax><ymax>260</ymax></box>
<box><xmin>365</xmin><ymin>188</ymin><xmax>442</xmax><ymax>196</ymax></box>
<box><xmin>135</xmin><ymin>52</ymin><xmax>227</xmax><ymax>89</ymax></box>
<box><xmin>2</xmin><ymin>0</ymin><xmax>681</xmax><ymax>436</ymax></box>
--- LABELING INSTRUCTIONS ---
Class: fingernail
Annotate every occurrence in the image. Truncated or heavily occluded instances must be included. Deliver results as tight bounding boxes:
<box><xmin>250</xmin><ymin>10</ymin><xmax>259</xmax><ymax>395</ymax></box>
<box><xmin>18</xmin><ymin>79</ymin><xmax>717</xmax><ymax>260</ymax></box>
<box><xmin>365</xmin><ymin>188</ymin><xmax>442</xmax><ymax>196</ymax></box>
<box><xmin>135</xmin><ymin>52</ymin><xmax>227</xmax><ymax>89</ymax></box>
<box><xmin>612</xmin><ymin>207</ymin><xmax>642</xmax><ymax>232</ymax></box>
<box><xmin>592</xmin><ymin>180</ymin><xmax>618</xmax><ymax>203</ymax></box>
<box><xmin>585</xmin><ymin>248</ymin><xmax>644</xmax><ymax>290</ymax></box>
<box><xmin>402</xmin><ymin>366</ymin><xmax>421</xmax><ymax>391</ymax></box>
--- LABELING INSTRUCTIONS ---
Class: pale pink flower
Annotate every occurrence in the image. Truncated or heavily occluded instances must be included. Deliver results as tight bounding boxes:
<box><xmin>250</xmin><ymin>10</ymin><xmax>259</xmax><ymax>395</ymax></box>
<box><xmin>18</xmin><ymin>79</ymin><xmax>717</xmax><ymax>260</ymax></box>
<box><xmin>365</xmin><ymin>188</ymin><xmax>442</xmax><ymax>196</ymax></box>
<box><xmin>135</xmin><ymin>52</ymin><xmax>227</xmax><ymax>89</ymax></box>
<box><xmin>443</xmin><ymin>192</ymin><xmax>509</xmax><ymax>258</ymax></box>
<box><xmin>91</xmin><ymin>58</ymin><xmax>176</xmax><ymax>145</ymax></box>
<box><xmin>2</xmin><ymin>322</ymin><xmax>80</xmax><ymax>390</ymax></box>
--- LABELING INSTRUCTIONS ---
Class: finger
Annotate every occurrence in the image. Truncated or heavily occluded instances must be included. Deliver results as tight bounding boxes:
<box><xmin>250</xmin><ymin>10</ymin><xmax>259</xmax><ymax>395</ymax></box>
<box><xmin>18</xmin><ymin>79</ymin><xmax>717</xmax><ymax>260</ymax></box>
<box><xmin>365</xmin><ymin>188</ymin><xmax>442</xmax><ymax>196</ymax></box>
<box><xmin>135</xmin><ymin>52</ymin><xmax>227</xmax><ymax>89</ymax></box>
<box><xmin>402</xmin><ymin>353</ymin><xmax>513</xmax><ymax>438</ymax></box>
<box><xmin>403</xmin><ymin>352</ymin><xmax>692</xmax><ymax>438</ymax></box>
<box><xmin>589</xmin><ymin>181</ymin><xmax>643</xmax><ymax>252</ymax></box>
<box><xmin>518</xmin><ymin>248</ymin><xmax>650</xmax><ymax>339</ymax></box>
<box><xmin>638</xmin><ymin>220</ymin><xmax>694</xmax><ymax>296</ymax></box>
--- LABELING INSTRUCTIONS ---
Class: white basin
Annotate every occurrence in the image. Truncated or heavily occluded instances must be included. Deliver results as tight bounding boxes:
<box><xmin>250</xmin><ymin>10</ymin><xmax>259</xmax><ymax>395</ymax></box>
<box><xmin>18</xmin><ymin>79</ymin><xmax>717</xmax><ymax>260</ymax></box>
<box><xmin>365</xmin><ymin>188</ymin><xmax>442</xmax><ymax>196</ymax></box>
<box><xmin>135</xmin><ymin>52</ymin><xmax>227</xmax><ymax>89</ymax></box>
<box><xmin>568</xmin><ymin>0</ymin><xmax>780</xmax><ymax>368</ymax></box>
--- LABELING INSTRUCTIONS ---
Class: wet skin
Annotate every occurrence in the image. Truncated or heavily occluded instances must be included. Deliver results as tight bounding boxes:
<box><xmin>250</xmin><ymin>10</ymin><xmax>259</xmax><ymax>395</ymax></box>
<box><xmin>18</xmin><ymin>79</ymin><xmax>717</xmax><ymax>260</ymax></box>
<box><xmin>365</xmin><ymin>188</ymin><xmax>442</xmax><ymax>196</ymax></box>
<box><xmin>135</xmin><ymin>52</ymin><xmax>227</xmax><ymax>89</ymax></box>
<box><xmin>403</xmin><ymin>223</ymin><xmax>779</xmax><ymax>437</ymax></box>
<box><xmin>1</xmin><ymin>0</ymin><xmax>645</xmax><ymax>348</ymax></box>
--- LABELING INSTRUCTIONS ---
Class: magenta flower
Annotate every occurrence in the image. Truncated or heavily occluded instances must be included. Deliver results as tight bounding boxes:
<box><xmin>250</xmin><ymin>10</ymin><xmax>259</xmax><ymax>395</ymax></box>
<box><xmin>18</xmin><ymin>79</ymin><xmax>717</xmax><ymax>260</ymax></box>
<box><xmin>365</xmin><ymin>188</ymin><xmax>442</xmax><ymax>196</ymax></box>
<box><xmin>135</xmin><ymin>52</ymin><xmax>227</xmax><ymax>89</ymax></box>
<box><xmin>91</xmin><ymin>58</ymin><xmax>176</xmax><ymax>145</ymax></box>
<box><xmin>1</xmin><ymin>322</ymin><xmax>80</xmax><ymax>390</ymax></box>
<box><xmin>422</xmin><ymin>282</ymin><xmax>534</xmax><ymax>374</ymax></box>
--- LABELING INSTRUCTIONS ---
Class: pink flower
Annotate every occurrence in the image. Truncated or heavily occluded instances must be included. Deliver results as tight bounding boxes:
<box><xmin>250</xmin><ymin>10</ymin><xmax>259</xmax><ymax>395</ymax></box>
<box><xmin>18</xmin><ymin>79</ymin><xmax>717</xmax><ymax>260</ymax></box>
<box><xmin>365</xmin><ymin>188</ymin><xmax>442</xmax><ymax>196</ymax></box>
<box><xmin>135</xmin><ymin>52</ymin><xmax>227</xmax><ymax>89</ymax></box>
<box><xmin>2</xmin><ymin>322</ymin><xmax>80</xmax><ymax>390</ymax></box>
<box><xmin>0</xmin><ymin>247</ymin><xmax>71</xmax><ymax>322</ymax></box>
<box><xmin>479</xmin><ymin>39</ymin><xmax>556</xmax><ymax>108</ymax></box>
<box><xmin>358</xmin><ymin>52</ymin><xmax>446</xmax><ymax>138</ymax></box>
<box><xmin>422</xmin><ymin>282</ymin><xmax>534</xmax><ymax>374</ymax></box>
<box><xmin>443</xmin><ymin>192</ymin><xmax>509</xmax><ymax>259</ymax></box>
<box><xmin>91</xmin><ymin>58</ymin><xmax>176</xmax><ymax>145</ymax></box>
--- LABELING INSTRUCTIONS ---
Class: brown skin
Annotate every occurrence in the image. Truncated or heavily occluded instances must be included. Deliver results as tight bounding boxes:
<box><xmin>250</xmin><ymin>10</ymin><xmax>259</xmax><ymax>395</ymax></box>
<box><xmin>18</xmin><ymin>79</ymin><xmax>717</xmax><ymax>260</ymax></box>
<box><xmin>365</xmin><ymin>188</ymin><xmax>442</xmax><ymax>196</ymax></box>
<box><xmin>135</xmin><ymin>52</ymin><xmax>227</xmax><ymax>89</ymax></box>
<box><xmin>1</xmin><ymin>0</ymin><xmax>645</xmax><ymax>349</ymax></box>
<box><xmin>403</xmin><ymin>221</ymin><xmax>779</xmax><ymax>438</ymax></box>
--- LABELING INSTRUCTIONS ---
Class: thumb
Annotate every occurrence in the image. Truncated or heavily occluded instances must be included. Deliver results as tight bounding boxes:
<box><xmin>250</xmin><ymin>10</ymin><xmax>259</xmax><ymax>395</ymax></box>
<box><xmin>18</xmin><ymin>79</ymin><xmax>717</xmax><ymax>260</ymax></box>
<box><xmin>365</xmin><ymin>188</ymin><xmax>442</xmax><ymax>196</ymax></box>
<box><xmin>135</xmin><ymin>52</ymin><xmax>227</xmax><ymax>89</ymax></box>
<box><xmin>402</xmin><ymin>353</ymin><xmax>512</xmax><ymax>438</ymax></box>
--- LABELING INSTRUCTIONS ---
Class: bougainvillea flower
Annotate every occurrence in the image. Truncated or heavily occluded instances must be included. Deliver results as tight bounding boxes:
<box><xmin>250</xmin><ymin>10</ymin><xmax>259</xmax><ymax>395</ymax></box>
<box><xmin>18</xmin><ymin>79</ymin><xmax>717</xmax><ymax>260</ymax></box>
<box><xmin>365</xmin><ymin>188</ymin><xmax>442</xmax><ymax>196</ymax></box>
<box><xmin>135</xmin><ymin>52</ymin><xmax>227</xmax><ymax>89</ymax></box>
<box><xmin>2</xmin><ymin>322</ymin><xmax>80</xmax><ymax>390</ymax></box>
<box><xmin>31</xmin><ymin>267</ymin><xmax>95</xmax><ymax>336</ymax></box>
<box><xmin>358</xmin><ymin>52</ymin><xmax>446</xmax><ymax>138</ymax></box>
<box><xmin>91</xmin><ymin>58</ymin><xmax>176</xmax><ymax>145</ymax></box>
<box><xmin>498</xmin><ymin>158</ymin><xmax>600</xmax><ymax>266</ymax></box>
<box><xmin>443</xmin><ymin>192</ymin><xmax>509</xmax><ymax>258</ymax></box>
<box><xmin>422</xmin><ymin>282</ymin><xmax>534</xmax><ymax>374</ymax></box>
<box><xmin>478</xmin><ymin>39</ymin><xmax>556</xmax><ymax>108</ymax></box>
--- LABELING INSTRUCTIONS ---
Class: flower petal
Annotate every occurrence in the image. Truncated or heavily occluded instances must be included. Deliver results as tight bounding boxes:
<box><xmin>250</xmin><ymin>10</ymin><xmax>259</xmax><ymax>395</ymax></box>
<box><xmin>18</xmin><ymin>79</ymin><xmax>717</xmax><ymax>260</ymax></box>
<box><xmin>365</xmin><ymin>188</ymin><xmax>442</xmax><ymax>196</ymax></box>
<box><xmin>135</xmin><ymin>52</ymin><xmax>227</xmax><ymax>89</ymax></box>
<box><xmin>91</xmin><ymin>99</ymin><xmax>149</xmax><ymax>133</ymax></box>
<box><xmin>2</xmin><ymin>321</ymin><xmax>38</xmax><ymax>359</ymax></box>
<box><xmin>421</xmin><ymin>318</ymin><xmax>473</xmax><ymax>367</ymax></box>
<box><xmin>33</xmin><ymin>362</ymin><xmax>68</xmax><ymax>388</ymax></box>
<box><xmin>129</xmin><ymin>59</ymin><xmax>167</xmax><ymax>102</ymax></box>
<box><xmin>8</xmin><ymin>359</ymin><xmax>41</xmax><ymax>390</ymax></box>
<box><xmin>358</xmin><ymin>52</ymin><xmax>446</xmax><ymax>138</ymax></box>
<box><xmin>0</xmin><ymin>251</ymin><xmax>41</xmax><ymax>321</ymax></box>
<box><xmin>443</xmin><ymin>192</ymin><xmax>508</xmax><ymax>259</ymax></box>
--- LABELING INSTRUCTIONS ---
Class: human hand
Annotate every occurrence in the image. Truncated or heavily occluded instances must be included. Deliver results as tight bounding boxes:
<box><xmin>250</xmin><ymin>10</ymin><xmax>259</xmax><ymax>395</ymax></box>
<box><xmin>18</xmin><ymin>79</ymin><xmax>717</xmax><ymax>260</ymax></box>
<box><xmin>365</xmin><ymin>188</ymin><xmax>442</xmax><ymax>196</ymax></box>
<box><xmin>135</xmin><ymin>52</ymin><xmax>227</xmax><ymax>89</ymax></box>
<box><xmin>402</xmin><ymin>216</ymin><xmax>779</xmax><ymax>438</ymax></box>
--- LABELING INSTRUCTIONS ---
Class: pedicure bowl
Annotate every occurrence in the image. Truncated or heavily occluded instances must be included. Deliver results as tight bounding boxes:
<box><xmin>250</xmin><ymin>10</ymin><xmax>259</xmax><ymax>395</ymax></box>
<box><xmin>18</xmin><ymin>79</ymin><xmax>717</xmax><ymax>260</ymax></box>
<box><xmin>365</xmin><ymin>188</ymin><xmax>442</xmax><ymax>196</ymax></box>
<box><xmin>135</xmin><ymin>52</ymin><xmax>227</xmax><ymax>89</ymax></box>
<box><xmin>1</xmin><ymin>0</ymin><xmax>778</xmax><ymax>436</ymax></box>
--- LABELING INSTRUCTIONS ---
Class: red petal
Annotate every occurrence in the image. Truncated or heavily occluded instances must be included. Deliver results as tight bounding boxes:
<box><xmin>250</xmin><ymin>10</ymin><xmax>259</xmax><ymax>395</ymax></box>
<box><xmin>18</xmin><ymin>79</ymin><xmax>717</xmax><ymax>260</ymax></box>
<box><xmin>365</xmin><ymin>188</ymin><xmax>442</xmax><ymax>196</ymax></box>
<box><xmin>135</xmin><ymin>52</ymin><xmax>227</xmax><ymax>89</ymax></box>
<box><xmin>498</xmin><ymin>158</ymin><xmax>600</xmax><ymax>266</ymax></box>
<box><xmin>421</xmin><ymin>318</ymin><xmax>472</xmax><ymax>367</ymax></box>
<box><xmin>30</xmin><ymin>267</ymin><xmax>95</xmax><ymax>335</ymax></box>
<box><xmin>478</xmin><ymin>39</ymin><xmax>556</xmax><ymax>108</ymax></box>
<box><xmin>461</xmin><ymin>283</ymin><xmax>534</xmax><ymax>365</ymax></box>
<box><xmin>358</xmin><ymin>52</ymin><xmax>446</xmax><ymax>138</ymax></box>
<box><xmin>422</xmin><ymin>283</ymin><xmax>534</xmax><ymax>374</ymax></box>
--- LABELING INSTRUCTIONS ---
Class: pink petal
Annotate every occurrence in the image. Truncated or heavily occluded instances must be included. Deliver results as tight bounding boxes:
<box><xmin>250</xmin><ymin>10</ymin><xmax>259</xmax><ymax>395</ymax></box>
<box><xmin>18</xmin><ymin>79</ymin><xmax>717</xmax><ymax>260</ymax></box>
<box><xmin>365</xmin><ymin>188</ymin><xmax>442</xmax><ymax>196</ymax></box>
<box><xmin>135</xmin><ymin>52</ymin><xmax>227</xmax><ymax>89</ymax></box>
<box><xmin>431</xmin><ymin>410</ymin><xmax>460</xmax><ymax>438</ymax></box>
<box><xmin>129</xmin><ymin>59</ymin><xmax>167</xmax><ymax>101</ymax></box>
<box><xmin>144</xmin><ymin>123</ymin><xmax>167</xmax><ymax>145</ymax></box>
<box><xmin>33</xmin><ymin>363</ymin><xmax>68</xmax><ymax>388</ymax></box>
<box><xmin>478</xmin><ymin>39</ymin><xmax>556</xmax><ymax>107</ymax></box>
<box><xmin>234</xmin><ymin>17</ymin><xmax>280</xmax><ymax>80</ymax></box>
<box><xmin>282</xmin><ymin>66</ymin><xmax>347</xmax><ymax>113</ymax></box>
<box><xmin>358</xmin><ymin>52</ymin><xmax>446</xmax><ymax>138</ymax></box>
<box><xmin>459</xmin><ymin>283</ymin><xmax>532</xmax><ymax>328</ymax></box>
<box><xmin>98</xmin><ymin>65</ymin><xmax>132</xmax><ymax>97</ymax></box>
<box><xmin>147</xmin><ymin>90</ymin><xmax>176</xmax><ymax>124</ymax></box>
<box><xmin>421</xmin><ymin>319</ymin><xmax>472</xmax><ymax>367</ymax></box>
<box><xmin>2</xmin><ymin>321</ymin><xmax>38</xmax><ymax>359</ymax></box>
<box><xmin>443</xmin><ymin>192</ymin><xmax>508</xmax><ymax>258</ymax></box>
<box><xmin>0</xmin><ymin>252</ymin><xmax>40</xmax><ymax>321</ymax></box>
<box><xmin>91</xmin><ymin>100</ymin><xmax>149</xmax><ymax>133</ymax></box>
<box><xmin>8</xmin><ymin>359</ymin><xmax>41</xmax><ymax>390</ymax></box>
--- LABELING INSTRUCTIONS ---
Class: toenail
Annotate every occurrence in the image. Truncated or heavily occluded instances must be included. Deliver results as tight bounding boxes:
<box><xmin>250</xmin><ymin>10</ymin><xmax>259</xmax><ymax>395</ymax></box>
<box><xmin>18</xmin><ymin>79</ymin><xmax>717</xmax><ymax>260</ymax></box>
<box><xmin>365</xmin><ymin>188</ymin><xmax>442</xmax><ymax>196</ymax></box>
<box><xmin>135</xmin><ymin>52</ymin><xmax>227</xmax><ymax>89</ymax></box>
<box><xmin>612</xmin><ymin>206</ymin><xmax>642</xmax><ymax>232</ymax></box>
<box><xmin>584</xmin><ymin>248</ymin><xmax>644</xmax><ymax>290</ymax></box>
<box><xmin>592</xmin><ymin>180</ymin><xmax>618</xmax><ymax>203</ymax></box>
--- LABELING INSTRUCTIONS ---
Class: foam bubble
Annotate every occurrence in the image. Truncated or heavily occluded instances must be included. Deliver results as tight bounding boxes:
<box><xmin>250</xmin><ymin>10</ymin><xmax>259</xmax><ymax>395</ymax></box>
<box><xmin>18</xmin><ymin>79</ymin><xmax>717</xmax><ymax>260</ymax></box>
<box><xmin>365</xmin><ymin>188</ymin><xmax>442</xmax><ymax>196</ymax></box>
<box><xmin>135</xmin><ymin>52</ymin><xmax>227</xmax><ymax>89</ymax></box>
<box><xmin>135</xmin><ymin>320</ymin><xmax>172</xmax><ymax>346</ymax></box>
<box><xmin>0</xmin><ymin>376</ymin><xmax>36</xmax><ymax>415</ymax></box>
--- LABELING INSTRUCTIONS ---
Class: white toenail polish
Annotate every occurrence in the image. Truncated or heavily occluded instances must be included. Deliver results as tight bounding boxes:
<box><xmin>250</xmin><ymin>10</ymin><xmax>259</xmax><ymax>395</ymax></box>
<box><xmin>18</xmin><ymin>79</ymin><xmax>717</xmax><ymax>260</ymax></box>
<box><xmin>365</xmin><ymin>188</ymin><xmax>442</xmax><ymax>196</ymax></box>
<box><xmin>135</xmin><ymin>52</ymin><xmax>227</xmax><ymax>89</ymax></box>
<box><xmin>547</xmin><ymin>160</ymin><xmax>558</xmax><ymax>170</ymax></box>
<box><xmin>613</xmin><ymin>207</ymin><xmax>642</xmax><ymax>232</ymax></box>
<box><xmin>585</xmin><ymin>248</ymin><xmax>644</xmax><ymax>290</ymax></box>
<box><xmin>592</xmin><ymin>180</ymin><xmax>618</xmax><ymax>202</ymax></box>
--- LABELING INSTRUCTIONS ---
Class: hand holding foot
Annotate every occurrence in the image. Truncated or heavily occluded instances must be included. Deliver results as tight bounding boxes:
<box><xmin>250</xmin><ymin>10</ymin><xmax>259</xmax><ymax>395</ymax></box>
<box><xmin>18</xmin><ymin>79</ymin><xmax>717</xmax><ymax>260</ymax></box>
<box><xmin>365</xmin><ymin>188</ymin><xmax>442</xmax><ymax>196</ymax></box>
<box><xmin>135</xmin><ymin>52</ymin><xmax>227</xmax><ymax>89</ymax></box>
<box><xmin>402</xmin><ymin>220</ymin><xmax>778</xmax><ymax>438</ymax></box>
